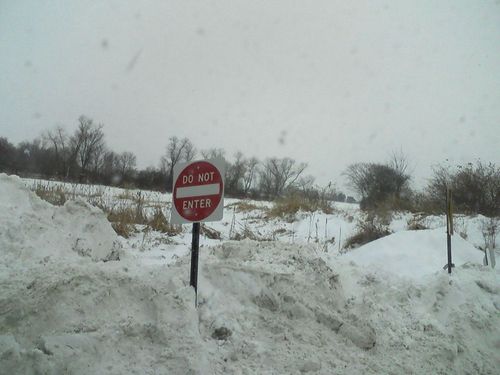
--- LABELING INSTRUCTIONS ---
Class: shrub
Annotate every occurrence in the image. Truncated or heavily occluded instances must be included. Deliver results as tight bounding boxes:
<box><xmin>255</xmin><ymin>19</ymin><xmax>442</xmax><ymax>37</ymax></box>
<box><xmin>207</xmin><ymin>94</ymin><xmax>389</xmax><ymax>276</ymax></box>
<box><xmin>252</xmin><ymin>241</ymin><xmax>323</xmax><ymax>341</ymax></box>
<box><xmin>406</xmin><ymin>215</ymin><xmax>429</xmax><ymax>231</ymax></box>
<box><xmin>268</xmin><ymin>194</ymin><xmax>333</xmax><ymax>221</ymax></box>
<box><xmin>342</xmin><ymin>215</ymin><xmax>391</xmax><ymax>251</ymax></box>
<box><xmin>425</xmin><ymin>162</ymin><xmax>500</xmax><ymax>217</ymax></box>
<box><xmin>344</xmin><ymin>160</ymin><xmax>411</xmax><ymax>212</ymax></box>
<box><xmin>480</xmin><ymin>217</ymin><xmax>499</xmax><ymax>250</ymax></box>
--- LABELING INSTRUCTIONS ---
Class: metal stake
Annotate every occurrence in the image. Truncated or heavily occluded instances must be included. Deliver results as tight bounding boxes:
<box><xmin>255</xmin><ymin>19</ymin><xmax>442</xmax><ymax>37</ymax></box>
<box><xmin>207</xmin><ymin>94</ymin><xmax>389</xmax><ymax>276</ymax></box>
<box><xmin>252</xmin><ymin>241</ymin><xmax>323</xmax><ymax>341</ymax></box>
<box><xmin>190</xmin><ymin>222</ymin><xmax>200</xmax><ymax>306</ymax></box>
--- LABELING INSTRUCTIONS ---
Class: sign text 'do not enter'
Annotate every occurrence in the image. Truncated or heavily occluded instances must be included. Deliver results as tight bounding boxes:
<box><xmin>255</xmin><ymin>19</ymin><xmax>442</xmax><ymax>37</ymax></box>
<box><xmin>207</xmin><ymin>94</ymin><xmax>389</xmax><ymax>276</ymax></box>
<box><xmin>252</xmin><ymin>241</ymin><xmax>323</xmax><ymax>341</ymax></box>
<box><xmin>172</xmin><ymin>160</ymin><xmax>224</xmax><ymax>223</ymax></box>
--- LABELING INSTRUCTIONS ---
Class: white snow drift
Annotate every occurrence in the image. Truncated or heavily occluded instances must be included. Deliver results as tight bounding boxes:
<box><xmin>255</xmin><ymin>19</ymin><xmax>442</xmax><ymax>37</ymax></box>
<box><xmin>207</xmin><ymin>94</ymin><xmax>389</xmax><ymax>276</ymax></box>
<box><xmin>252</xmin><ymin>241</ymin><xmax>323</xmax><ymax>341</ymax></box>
<box><xmin>0</xmin><ymin>174</ymin><xmax>120</xmax><ymax>266</ymax></box>
<box><xmin>343</xmin><ymin>229</ymin><xmax>485</xmax><ymax>280</ymax></box>
<box><xmin>0</xmin><ymin>174</ymin><xmax>499</xmax><ymax>374</ymax></box>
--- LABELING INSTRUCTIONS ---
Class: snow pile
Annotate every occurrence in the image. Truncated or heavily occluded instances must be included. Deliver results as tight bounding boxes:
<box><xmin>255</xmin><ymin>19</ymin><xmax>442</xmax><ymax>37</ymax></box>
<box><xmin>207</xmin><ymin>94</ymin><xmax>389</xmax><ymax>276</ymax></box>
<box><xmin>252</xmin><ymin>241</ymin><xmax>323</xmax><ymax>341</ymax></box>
<box><xmin>343</xmin><ymin>229</ymin><xmax>484</xmax><ymax>280</ymax></box>
<box><xmin>1</xmin><ymin>174</ymin><xmax>499</xmax><ymax>374</ymax></box>
<box><xmin>0</xmin><ymin>174</ymin><xmax>120</xmax><ymax>265</ymax></box>
<box><xmin>193</xmin><ymin>240</ymin><xmax>499</xmax><ymax>374</ymax></box>
<box><xmin>195</xmin><ymin>241</ymin><xmax>377</xmax><ymax>374</ymax></box>
<box><xmin>0</xmin><ymin>261</ymin><xmax>207</xmax><ymax>374</ymax></box>
<box><xmin>0</xmin><ymin>174</ymin><xmax>205</xmax><ymax>373</ymax></box>
<box><xmin>334</xmin><ymin>259</ymin><xmax>500</xmax><ymax>374</ymax></box>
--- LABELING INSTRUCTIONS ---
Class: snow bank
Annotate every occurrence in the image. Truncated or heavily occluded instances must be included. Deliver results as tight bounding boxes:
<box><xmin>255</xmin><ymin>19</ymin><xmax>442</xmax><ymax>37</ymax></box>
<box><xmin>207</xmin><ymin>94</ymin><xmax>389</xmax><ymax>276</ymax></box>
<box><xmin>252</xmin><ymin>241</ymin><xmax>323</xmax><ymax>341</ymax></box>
<box><xmin>1</xmin><ymin>174</ymin><xmax>499</xmax><ymax>374</ymax></box>
<box><xmin>343</xmin><ymin>229</ymin><xmax>484</xmax><ymax>280</ymax></box>
<box><xmin>0</xmin><ymin>174</ymin><xmax>120</xmax><ymax>265</ymax></box>
<box><xmin>194</xmin><ymin>241</ymin><xmax>379</xmax><ymax>374</ymax></box>
<box><xmin>0</xmin><ymin>236</ymin><xmax>498</xmax><ymax>374</ymax></box>
<box><xmin>194</xmin><ymin>240</ymin><xmax>499</xmax><ymax>374</ymax></box>
<box><xmin>0</xmin><ymin>261</ymin><xmax>207</xmax><ymax>374</ymax></box>
<box><xmin>0</xmin><ymin>177</ymin><xmax>207</xmax><ymax>374</ymax></box>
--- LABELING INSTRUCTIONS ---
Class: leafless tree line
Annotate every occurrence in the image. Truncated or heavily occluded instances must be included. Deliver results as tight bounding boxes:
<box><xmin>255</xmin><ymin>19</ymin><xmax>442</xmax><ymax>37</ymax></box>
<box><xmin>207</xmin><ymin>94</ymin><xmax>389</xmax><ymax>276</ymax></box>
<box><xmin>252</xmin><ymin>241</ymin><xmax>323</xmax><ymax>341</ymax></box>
<box><xmin>158</xmin><ymin>137</ymin><xmax>312</xmax><ymax>199</ymax></box>
<box><xmin>1</xmin><ymin>115</ymin><xmax>351</xmax><ymax>201</ymax></box>
<box><xmin>343</xmin><ymin>151</ymin><xmax>500</xmax><ymax>216</ymax></box>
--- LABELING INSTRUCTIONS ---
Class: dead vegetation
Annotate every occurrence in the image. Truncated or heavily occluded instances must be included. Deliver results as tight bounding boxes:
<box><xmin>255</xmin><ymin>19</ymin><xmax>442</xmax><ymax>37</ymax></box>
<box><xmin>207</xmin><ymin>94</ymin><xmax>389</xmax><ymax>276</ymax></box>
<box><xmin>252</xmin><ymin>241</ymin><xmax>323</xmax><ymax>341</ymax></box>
<box><xmin>201</xmin><ymin>224</ymin><xmax>222</xmax><ymax>240</ymax></box>
<box><xmin>406</xmin><ymin>215</ymin><xmax>429</xmax><ymax>231</ymax></box>
<box><xmin>231</xmin><ymin>227</ymin><xmax>260</xmax><ymax>241</ymax></box>
<box><xmin>225</xmin><ymin>201</ymin><xmax>266</xmax><ymax>213</ymax></box>
<box><xmin>34</xmin><ymin>184</ymin><xmax>68</xmax><ymax>206</ymax></box>
<box><xmin>268</xmin><ymin>194</ymin><xmax>333</xmax><ymax>221</ymax></box>
<box><xmin>229</xmin><ymin>223</ymin><xmax>271</xmax><ymax>241</ymax></box>
<box><xmin>106</xmin><ymin>206</ymin><xmax>145</xmax><ymax>238</ymax></box>
<box><xmin>342</xmin><ymin>215</ymin><xmax>392</xmax><ymax>251</ymax></box>
<box><xmin>32</xmin><ymin>181</ymin><xmax>182</xmax><ymax>238</ymax></box>
<box><xmin>147</xmin><ymin>207</ymin><xmax>181</xmax><ymax>236</ymax></box>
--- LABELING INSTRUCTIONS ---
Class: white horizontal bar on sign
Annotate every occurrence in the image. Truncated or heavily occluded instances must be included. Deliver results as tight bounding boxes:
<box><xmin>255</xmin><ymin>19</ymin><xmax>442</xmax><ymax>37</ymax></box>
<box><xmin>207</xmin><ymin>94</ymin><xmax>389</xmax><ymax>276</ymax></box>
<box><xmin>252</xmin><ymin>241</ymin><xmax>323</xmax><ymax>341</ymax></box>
<box><xmin>176</xmin><ymin>183</ymin><xmax>220</xmax><ymax>198</ymax></box>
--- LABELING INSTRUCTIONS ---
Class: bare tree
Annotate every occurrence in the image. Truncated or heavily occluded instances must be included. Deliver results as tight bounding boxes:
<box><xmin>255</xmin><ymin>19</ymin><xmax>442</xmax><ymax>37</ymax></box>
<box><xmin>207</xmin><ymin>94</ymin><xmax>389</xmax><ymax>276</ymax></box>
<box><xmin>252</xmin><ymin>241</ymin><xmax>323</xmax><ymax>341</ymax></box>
<box><xmin>242</xmin><ymin>157</ymin><xmax>259</xmax><ymax>195</ymax></box>
<box><xmin>426</xmin><ymin>165</ymin><xmax>451</xmax><ymax>203</ymax></box>
<box><xmin>388</xmin><ymin>150</ymin><xmax>412</xmax><ymax>196</ymax></box>
<box><xmin>226</xmin><ymin>151</ymin><xmax>247</xmax><ymax>194</ymax></box>
<box><xmin>43</xmin><ymin>126</ymin><xmax>73</xmax><ymax>178</ymax></box>
<box><xmin>389</xmin><ymin>149</ymin><xmax>409</xmax><ymax>176</ymax></box>
<box><xmin>102</xmin><ymin>151</ymin><xmax>119</xmax><ymax>181</ymax></box>
<box><xmin>201</xmin><ymin>148</ymin><xmax>225</xmax><ymax>160</ymax></box>
<box><xmin>343</xmin><ymin>162</ymin><xmax>411</xmax><ymax>210</ymax></box>
<box><xmin>427</xmin><ymin>161</ymin><xmax>500</xmax><ymax>216</ymax></box>
<box><xmin>259</xmin><ymin>157</ymin><xmax>307</xmax><ymax>199</ymax></box>
<box><xmin>117</xmin><ymin>151</ymin><xmax>137</xmax><ymax>179</ymax></box>
<box><xmin>90</xmin><ymin>142</ymin><xmax>107</xmax><ymax>178</ymax></box>
<box><xmin>183</xmin><ymin>140</ymin><xmax>196</xmax><ymax>163</ymax></box>
<box><xmin>161</xmin><ymin>136</ymin><xmax>196</xmax><ymax>188</ymax></box>
<box><xmin>343</xmin><ymin>163</ymin><xmax>371</xmax><ymax>199</ymax></box>
<box><xmin>0</xmin><ymin>137</ymin><xmax>17</xmax><ymax>173</ymax></box>
<box><xmin>71</xmin><ymin>116</ymin><xmax>106</xmax><ymax>180</ymax></box>
<box><xmin>295</xmin><ymin>174</ymin><xmax>316</xmax><ymax>198</ymax></box>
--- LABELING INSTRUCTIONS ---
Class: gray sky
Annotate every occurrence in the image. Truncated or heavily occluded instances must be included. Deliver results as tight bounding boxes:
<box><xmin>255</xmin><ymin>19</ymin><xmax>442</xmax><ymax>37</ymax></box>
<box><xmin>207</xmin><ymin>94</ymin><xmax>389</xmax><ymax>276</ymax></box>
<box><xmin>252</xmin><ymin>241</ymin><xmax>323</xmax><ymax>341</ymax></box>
<box><xmin>1</xmin><ymin>0</ymin><xmax>499</xmax><ymax>189</ymax></box>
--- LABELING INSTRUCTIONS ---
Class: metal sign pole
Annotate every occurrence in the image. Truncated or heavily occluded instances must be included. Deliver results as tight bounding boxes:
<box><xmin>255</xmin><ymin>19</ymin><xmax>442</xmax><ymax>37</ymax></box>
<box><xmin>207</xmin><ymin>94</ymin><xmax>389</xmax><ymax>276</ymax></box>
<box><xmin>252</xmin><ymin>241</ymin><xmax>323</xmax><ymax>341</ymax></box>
<box><xmin>171</xmin><ymin>159</ymin><xmax>225</xmax><ymax>307</ymax></box>
<box><xmin>190</xmin><ymin>222</ymin><xmax>200</xmax><ymax>306</ymax></box>
<box><xmin>446</xmin><ymin>188</ymin><xmax>453</xmax><ymax>274</ymax></box>
<box><xmin>447</xmin><ymin>231</ymin><xmax>452</xmax><ymax>274</ymax></box>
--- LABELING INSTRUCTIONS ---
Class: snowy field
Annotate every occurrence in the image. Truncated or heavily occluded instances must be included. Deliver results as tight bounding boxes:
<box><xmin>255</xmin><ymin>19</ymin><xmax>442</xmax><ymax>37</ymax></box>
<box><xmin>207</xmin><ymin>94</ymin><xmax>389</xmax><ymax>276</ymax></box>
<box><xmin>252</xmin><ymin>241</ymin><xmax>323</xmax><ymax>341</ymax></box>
<box><xmin>1</xmin><ymin>174</ymin><xmax>499</xmax><ymax>374</ymax></box>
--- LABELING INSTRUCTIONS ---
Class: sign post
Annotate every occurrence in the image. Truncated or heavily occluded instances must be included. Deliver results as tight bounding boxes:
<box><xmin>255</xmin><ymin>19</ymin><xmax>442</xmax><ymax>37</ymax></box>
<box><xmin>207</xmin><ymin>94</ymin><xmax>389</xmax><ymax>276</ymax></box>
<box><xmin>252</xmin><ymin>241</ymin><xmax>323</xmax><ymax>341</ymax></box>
<box><xmin>190</xmin><ymin>222</ymin><xmax>200</xmax><ymax>300</ymax></box>
<box><xmin>171</xmin><ymin>159</ymin><xmax>225</xmax><ymax>306</ymax></box>
<box><xmin>445</xmin><ymin>188</ymin><xmax>454</xmax><ymax>274</ymax></box>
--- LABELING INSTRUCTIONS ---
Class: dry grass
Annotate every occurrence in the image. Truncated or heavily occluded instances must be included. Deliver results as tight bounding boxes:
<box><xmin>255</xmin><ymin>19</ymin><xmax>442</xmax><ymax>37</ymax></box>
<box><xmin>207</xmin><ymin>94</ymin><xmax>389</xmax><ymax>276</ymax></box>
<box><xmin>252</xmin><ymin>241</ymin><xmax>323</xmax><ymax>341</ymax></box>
<box><xmin>201</xmin><ymin>224</ymin><xmax>222</xmax><ymax>240</ymax></box>
<box><xmin>107</xmin><ymin>205</ymin><xmax>146</xmax><ymax>225</ymax></box>
<box><xmin>110</xmin><ymin>221</ymin><xmax>135</xmax><ymax>238</ymax></box>
<box><xmin>226</xmin><ymin>201</ymin><xmax>266</xmax><ymax>213</ymax></box>
<box><xmin>342</xmin><ymin>215</ymin><xmax>391</xmax><ymax>251</ymax></box>
<box><xmin>268</xmin><ymin>194</ymin><xmax>333</xmax><ymax>221</ymax></box>
<box><xmin>30</xmin><ymin>181</ymin><xmax>181</xmax><ymax>239</ymax></box>
<box><xmin>147</xmin><ymin>207</ymin><xmax>181</xmax><ymax>236</ymax></box>
<box><xmin>231</xmin><ymin>227</ymin><xmax>259</xmax><ymax>241</ymax></box>
<box><xmin>406</xmin><ymin>215</ymin><xmax>429</xmax><ymax>231</ymax></box>
<box><xmin>229</xmin><ymin>223</ymin><xmax>272</xmax><ymax>241</ymax></box>
<box><xmin>116</xmin><ymin>190</ymin><xmax>134</xmax><ymax>200</ymax></box>
<box><xmin>106</xmin><ymin>206</ymin><xmax>145</xmax><ymax>238</ymax></box>
<box><xmin>34</xmin><ymin>184</ymin><xmax>68</xmax><ymax>206</ymax></box>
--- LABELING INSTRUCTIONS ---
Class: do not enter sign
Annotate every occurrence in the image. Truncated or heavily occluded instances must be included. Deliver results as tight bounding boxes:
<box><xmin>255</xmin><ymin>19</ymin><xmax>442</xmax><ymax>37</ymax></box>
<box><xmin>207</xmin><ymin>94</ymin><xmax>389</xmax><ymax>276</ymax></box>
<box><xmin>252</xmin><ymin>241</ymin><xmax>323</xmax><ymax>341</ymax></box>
<box><xmin>171</xmin><ymin>159</ymin><xmax>225</xmax><ymax>224</ymax></box>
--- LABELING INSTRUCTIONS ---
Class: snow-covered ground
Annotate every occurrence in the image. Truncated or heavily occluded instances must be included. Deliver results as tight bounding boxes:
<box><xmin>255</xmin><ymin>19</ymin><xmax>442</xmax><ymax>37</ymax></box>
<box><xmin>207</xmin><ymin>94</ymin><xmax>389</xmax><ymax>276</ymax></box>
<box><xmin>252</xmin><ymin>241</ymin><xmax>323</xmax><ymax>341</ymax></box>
<box><xmin>1</xmin><ymin>174</ymin><xmax>499</xmax><ymax>374</ymax></box>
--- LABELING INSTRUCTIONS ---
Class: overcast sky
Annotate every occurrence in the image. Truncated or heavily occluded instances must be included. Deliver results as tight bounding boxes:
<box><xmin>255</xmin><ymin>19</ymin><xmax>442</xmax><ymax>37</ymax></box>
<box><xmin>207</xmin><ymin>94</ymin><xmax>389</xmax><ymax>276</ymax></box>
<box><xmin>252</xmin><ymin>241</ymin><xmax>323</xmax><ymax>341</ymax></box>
<box><xmin>1</xmin><ymin>0</ymin><xmax>499</xmax><ymax>189</ymax></box>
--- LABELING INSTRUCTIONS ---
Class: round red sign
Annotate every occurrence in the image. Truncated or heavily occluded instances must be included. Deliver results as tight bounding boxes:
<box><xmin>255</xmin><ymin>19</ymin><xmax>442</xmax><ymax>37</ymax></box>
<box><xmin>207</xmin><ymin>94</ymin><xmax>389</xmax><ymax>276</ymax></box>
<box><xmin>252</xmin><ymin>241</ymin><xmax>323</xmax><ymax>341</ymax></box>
<box><xmin>173</xmin><ymin>161</ymin><xmax>224</xmax><ymax>222</ymax></box>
